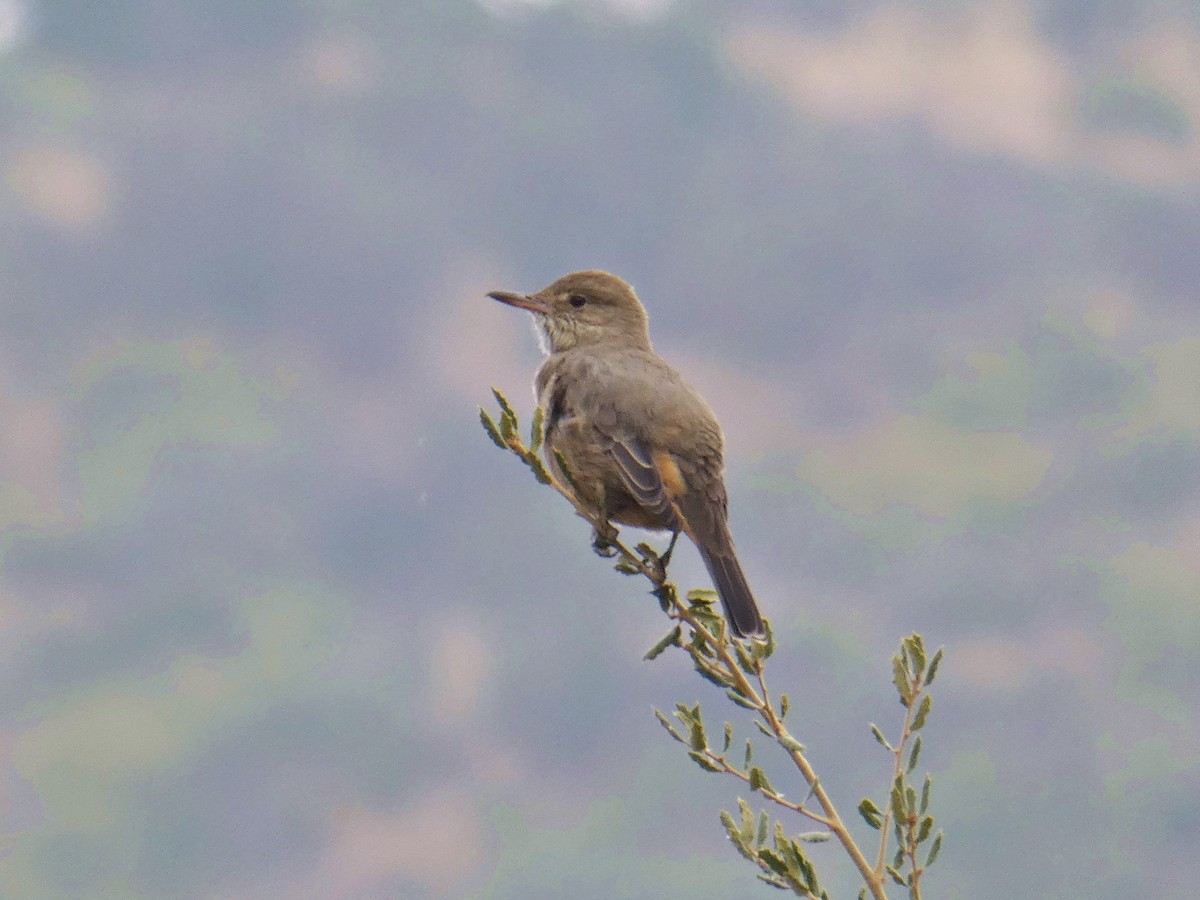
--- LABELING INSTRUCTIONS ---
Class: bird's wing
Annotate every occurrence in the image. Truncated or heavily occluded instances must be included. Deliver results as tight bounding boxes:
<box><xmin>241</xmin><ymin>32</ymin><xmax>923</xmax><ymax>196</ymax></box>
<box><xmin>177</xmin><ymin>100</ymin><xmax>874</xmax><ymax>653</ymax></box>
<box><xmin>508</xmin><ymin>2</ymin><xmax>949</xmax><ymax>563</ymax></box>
<box><xmin>595</xmin><ymin>429</ymin><xmax>683</xmax><ymax>530</ymax></box>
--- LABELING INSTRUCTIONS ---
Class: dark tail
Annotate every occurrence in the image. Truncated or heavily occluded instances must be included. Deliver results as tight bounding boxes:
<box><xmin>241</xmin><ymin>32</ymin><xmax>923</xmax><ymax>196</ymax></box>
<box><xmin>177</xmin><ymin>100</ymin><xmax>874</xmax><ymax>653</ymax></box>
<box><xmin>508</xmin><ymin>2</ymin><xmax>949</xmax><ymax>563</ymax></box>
<box><xmin>697</xmin><ymin>545</ymin><xmax>766</xmax><ymax>640</ymax></box>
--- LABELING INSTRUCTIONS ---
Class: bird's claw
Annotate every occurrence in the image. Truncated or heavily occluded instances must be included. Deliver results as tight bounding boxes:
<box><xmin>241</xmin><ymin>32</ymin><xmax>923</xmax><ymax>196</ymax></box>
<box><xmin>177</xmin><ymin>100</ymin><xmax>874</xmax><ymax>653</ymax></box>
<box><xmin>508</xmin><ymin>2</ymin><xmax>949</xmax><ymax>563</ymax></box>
<box><xmin>592</xmin><ymin>521</ymin><xmax>619</xmax><ymax>558</ymax></box>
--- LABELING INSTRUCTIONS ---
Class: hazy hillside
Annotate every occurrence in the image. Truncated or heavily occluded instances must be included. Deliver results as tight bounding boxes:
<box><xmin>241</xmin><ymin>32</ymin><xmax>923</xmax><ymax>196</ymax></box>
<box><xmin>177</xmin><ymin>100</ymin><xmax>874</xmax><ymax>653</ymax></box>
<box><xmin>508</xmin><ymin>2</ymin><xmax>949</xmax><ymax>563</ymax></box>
<box><xmin>1</xmin><ymin>1</ymin><xmax>1198</xmax><ymax>896</ymax></box>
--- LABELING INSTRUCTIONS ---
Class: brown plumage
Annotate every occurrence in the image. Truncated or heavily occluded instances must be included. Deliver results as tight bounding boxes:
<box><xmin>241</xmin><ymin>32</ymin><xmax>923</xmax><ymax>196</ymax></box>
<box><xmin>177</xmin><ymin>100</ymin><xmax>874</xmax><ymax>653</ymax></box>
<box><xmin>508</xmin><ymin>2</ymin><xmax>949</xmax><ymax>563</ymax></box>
<box><xmin>488</xmin><ymin>270</ymin><xmax>766</xmax><ymax>639</ymax></box>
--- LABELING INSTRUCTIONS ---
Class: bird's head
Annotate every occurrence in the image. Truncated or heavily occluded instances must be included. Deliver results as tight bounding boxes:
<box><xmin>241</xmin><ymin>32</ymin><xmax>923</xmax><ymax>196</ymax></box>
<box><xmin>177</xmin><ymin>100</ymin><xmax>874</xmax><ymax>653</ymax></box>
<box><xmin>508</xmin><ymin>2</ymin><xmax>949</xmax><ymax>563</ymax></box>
<box><xmin>488</xmin><ymin>270</ymin><xmax>651</xmax><ymax>354</ymax></box>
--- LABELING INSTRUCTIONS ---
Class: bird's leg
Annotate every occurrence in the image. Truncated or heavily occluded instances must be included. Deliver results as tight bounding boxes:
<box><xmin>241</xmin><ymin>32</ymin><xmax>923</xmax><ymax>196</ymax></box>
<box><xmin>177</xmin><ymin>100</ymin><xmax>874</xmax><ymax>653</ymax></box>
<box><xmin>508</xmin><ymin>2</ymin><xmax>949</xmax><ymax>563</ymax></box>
<box><xmin>645</xmin><ymin>530</ymin><xmax>681</xmax><ymax>581</ymax></box>
<box><xmin>591</xmin><ymin>495</ymin><xmax>620</xmax><ymax>558</ymax></box>
<box><xmin>659</xmin><ymin>530</ymin><xmax>681</xmax><ymax>569</ymax></box>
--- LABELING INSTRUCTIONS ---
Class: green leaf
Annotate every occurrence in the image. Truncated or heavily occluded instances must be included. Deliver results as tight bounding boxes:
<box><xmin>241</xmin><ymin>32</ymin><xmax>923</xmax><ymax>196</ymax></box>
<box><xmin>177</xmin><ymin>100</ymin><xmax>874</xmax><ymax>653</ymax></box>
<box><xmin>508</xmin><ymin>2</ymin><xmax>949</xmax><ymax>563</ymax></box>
<box><xmin>885</xmin><ymin>866</ymin><xmax>906</xmax><ymax>886</ymax></box>
<box><xmin>689</xmin><ymin>717</ymin><xmax>707</xmax><ymax>752</ymax></box>
<box><xmin>795</xmin><ymin>831</ymin><xmax>831</xmax><ymax>843</ymax></box>
<box><xmin>743</xmin><ymin>739</ymin><xmax>754</xmax><ymax>769</ymax></box>
<box><xmin>870</xmin><ymin>723</ymin><xmax>892</xmax><ymax>750</ymax></box>
<box><xmin>552</xmin><ymin>449</ymin><xmax>578</xmax><ymax>493</ymax></box>
<box><xmin>734</xmin><ymin>643</ymin><xmax>757</xmax><ymax>675</ymax></box>
<box><xmin>912</xmin><ymin>694</ymin><xmax>933</xmax><ymax>731</ymax></box>
<box><xmin>906</xmin><ymin>633</ymin><xmax>926</xmax><ymax>680</ymax></box>
<box><xmin>691</xmin><ymin>658</ymin><xmax>733</xmax><ymax>690</ymax></box>
<box><xmin>893</xmin><ymin>653</ymin><xmax>912</xmax><ymax>707</ymax></box>
<box><xmin>857</xmin><ymin>798</ymin><xmax>883</xmax><ymax>830</ymax></box>
<box><xmin>479</xmin><ymin>408</ymin><xmax>506</xmax><ymax>449</ymax></box>
<box><xmin>653</xmin><ymin>708</ymin><xmax>685</xmax><ymax>743</ymax></box>
<box><xmin>727</xmin><ymin>689</ymin><xmax>758</xmax><ymax>710</ymax></box>
<box><xmin>529</xmin><ymin>405</ymin><xmax>544</xmax><ymax>452</ymax></box>
<box><xmin>758</xmin><ymin>848</ymin><xmax>789</xmax><ymax>877</ymax></box>
<box><xmin>758</xmin><ymin>618</ymin><xmax>776</xmax><ymax>658</ymax></box>
<box><xmin>890</xmin><ymin>780</ymin><xmax>906</xmax><ymax>824</ymax></box>
<box><xmin>753</xmin><ymin>719</ymin><xmax>772</xmax><ymax>737</ymax></box>
<box><xmin>687</xmin><ymin>750</ymin><xmax>721</xmax><ymax>773</ymax></box>
<box><xmin>778</xmin><ymin>733</ymin><xmax>806</xmax><ymax>753</ymax></box>
<box><xmin>719</xmin><ymin>809</ymin><xmax>739</xmax><ymax>841</ymax></box>
<box><xmin>491</xmin><ymin>386</ymin><xmax>518</xmax><ymax>423</ymax></box>
<box><xmin>756</xmin><ymin>810</ymin><xmax>770</xmax><ymax>847</ymax></box>
<box><xmin>738</xmin><ymin>798</ymin><xmax>755</xmax><ymax>843</ymax></box>
<box><xmin>749</xmin><ymin>766</ymin><xmax>775</xmax><ymax>794</ymax></box>
<box><xmin>685</xmin><ymin>588</ymin><xmax>719</xmax><ymax>604</ymax></box>
<box><xmin>613</xmin><ymin>559</ymin><xmax>640</xmax><ymax>575</ymax></box>
<box><xmin>905</xmin><ymin>784</ymin><xmax>917</xmax><ymax>818</ymax></box>
<box><xmin>907</xmin><ymin>735</ymin><xmax>922</xmax><ymax>773</ymax></box>
<box><xmin>722</xmin><ymin>721</ymin><xmax>733</xmax><ymax>753</ymax></box>
<box><xmin>496</xmin><ymin>403</ymin><xmax>516</xmax><ymax>442</ymax></box>
<box><xmin>917</xmin><ymin>815</ymin><xmax>933</xmax><ymax>844</ymax></box>
<box><xmin>644</xmin><ymin>626</ymin><xmax>681</xmax><ymax>661</ymax></box>
<box><xmin>524</xmin><ymin>452</ymin><xmax>552</xmax><ymax>484</ymax></box>
<box><xmin>925</xmin><ymin>831</ymin><xmax>943</xmax><ymax>867</ymax></box>
<box><xmin>779</xmin><ymin>693</ymin><xmax>789</xmax><ymax>719</ymax></box>
<box><xmin>920</xmin><ymin>774</ymin><xmax>932</xmax><ymax>814</ymax></box>
<box><xmin>924</xmin><ymin>647</ymin><xmax>944</xmax><ymax>686</ymax></box>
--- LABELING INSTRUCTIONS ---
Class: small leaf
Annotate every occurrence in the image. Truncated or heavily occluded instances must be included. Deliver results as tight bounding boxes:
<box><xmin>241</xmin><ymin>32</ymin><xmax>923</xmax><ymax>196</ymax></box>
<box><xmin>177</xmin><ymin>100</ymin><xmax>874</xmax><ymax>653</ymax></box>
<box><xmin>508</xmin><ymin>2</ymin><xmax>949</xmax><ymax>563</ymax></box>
<box><xmin>689</xmin><ymin>717</ymin><xmax>707</xmax><ymax>752</ymax></box>
<box><xmin>778</xmin><ymin>734</ymin><xmax>806</xmax><ymax>753</ymax></box>
<box><xmin>613</xmin><ymin>559</ymin><xmax>640</xmax><ymax>575</ymax></box>
<box><xmin>756</xmin><ymin>810</ymin><xmax>770</xmax><ymax>847</ymax></box>
<box><xmin>893</xmin><ymin>653</ymin><xmax>912</xmax><ymax>707</ymax></box>
<box><xmin>687</xmin><ymin>750</ymin><xmax>721</xmax><ymax>773</ymax></box>
<box><xmin>653</xmin><ymin>708</ymin><xmax>685</xmax><ymax>743</ymax></box>
<box><xmin>907</xmin><ymin>735</ymin><xmax>922</xmax><ymax>773</ymax></box>
<box><xmin>552</xmin><ymin>449</ymin><xmax>578</xmax><ymax>493</ymax></box>
<box><xmin>906</xmin><ymin>633</ymin><xmax>926</xmax><ymax>680</ymax></box>
<box><xmin>925</xmin><ymin>831</ymin><xmax>943</xmax><ymax>867</ymax></box>
<box><xmin>905</xmin><ymin>784</ymin><xmax>917</xmax><ymax>817</ymax></box>
<box><xmin>491</xmin><ymin>385</ymin><xmax>518</xmax><ymax>423</ymax></box>
<box><xmin>524</xmin><ymin>452</ymin><xmax>552</xmax><ymax>484</ymax></box>
<box><xmin>890</xmin><ymin>780</ymin><xmax>905</xmax><ymax>823</ymax></box>
<box><xmin>719</xmin><ymin>809</ymin><xmax>739</xmax><ymax>841</ymax></box>
<box><xmin>743</xmin><ymin>739</ymin><xmax>753</xmax><ymax>769</ymax></box>
<box><xmin>916</xmin><ymin>815</ymin><xmax>933</xmax><ymax>844</ymax></box>
<box><xmin>691</xmin><ymin>658</ymin><xmax>734</xmax><ymax>690</ymax></box>
<box><xmin>758</xmin><ymin>848</ymin><xmax>788</xmax><ymax>877</ymax></box>
<box><xmin>753</xmin><ymin>719</ymin><xmax>772</xmax><ymax>737</ymax></box>
<box><xmin>779</xmin><ymin>693</ymin><xmax>789</xmax><ymax>719</ymax></box>
<box><xmin>924</xmin><ymin>647</ymin><xmax>944</xmax><ymax>686</ymax></box>
<box><xmin>912</xmin><ymin>694</ymin><xmax>933</xmax><ymax>731</ymax></box>
<box><xmin>685</xmin><ymin>588</ymin><xmax>719</xmax><ymax>604</ymax></box>
<box><xmin>727</xmin><ymin>689</ymin><xmax>758</xmax><ymax>710</ymax></box>
<box><xmin>644</xmin><ymin>626</ymin><xmax>681</xmax><ymax>661</ymax></box>
<box><xmin>885</xmin><ymin>866</ymin><xmax>906</xmax><ymax>886</ymax></box>
<box><xmin>795</xmin><ymin>831</ymin><xmax>831</xmax><ymax>843</ymax></box>
<box><xmin>857</xmin><ymin>798</ymin><xmax>883</xmax><ymax>830</ymax></box>
<box><xmin>529</xmin><ymin>405</ymin><xmax>544</xmax><ymax>452</ymax></box>
<box><xmin>722</xmin><ymin>721</ymin><xmax>734</xmax><ymax>753</ymax></box>
<box><xmin>738</xmin><ymin>798</ymin><xmax>755</xmax><ymax>843</ymax></box>
<box><xmin>920</xmin><ymin>774</ymin><xmax>933</xmax><ymax>814</ymax></box>
<box><xmin>750</xmin><ymin>767</ymin><xmax>775</xmax><ymax>795</ymax></box>
<box><xmin>479</xmin><ymin>408</ymin><xmax>506</xmax><ymax>448</ymax></box>
<box><xmin>870</xmin><ymin>723</ymin><xmax>892</xmax><ymax>750</ymax></box>
<box><xmin>734</xmin><ymin>643</ymin><xmax>757</xmax><ymax>675</ymax></box>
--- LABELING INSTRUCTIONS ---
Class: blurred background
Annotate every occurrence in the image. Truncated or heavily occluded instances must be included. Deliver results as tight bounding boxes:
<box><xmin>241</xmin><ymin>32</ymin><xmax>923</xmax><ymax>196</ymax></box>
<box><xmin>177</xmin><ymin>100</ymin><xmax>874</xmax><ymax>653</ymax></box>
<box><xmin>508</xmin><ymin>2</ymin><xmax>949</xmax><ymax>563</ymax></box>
<box><xmin>1</xmin><ymin>0</ymin><xmax>1198</xmax><ymax>896</ymax></box>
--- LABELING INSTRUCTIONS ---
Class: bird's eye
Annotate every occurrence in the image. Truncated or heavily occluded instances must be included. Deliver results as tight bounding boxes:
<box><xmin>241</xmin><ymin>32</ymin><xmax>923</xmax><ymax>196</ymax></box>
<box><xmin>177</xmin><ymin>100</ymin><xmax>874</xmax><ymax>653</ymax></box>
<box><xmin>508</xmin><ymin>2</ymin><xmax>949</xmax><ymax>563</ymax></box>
<box><xmin>568</xmin><ymin>294</ymin><xmax>587</xmax><ymax>308</ymax></box>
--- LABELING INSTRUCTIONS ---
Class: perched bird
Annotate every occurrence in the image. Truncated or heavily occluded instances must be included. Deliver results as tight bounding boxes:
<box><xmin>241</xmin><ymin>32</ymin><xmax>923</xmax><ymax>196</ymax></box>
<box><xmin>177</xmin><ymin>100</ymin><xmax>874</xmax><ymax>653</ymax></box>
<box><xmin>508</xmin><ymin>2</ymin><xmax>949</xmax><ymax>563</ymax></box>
<box><xmin>488</xmin><ymin>270</ymin><xmax>766</xmax><ymax>639</ymax></box>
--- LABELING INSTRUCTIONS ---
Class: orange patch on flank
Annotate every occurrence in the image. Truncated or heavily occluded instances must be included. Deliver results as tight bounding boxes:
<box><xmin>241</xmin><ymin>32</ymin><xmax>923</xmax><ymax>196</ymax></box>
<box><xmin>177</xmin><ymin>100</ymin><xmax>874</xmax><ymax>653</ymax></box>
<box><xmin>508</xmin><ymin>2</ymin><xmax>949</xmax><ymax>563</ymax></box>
<box><xmin>653</xmin><ymin>450</ymin><xmax>686</xmax><ymax>498</ymax></box>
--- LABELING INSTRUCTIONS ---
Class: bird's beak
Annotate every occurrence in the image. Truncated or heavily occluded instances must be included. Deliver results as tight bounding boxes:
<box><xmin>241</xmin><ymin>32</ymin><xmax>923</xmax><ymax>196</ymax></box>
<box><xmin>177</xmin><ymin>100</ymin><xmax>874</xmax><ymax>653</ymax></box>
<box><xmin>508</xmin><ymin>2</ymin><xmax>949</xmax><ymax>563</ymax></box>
<box><xmin>487</xmin><ymin>290</ymin><xmax>551</xmax><ymax>315</ymax></box>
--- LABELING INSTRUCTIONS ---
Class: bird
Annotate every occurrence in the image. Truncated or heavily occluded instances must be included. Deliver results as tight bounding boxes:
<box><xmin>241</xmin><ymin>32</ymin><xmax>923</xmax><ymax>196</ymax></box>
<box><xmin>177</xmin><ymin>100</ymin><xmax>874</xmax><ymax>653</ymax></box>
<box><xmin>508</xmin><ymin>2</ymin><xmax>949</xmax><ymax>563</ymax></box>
<box><xmin>488</xmin><ymin>269</ymin><xmax>766</xmax><ymax>639</ymax></box>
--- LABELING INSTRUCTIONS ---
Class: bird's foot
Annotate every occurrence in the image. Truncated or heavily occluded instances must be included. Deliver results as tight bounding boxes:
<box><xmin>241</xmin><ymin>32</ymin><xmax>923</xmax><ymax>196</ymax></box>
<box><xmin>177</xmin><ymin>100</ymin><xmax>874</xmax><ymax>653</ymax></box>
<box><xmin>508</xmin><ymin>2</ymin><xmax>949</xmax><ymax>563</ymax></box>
<box><xmin>591</xmin><ymin>521</ymin><xmax>620</xmax><ymax>558</ymax></box>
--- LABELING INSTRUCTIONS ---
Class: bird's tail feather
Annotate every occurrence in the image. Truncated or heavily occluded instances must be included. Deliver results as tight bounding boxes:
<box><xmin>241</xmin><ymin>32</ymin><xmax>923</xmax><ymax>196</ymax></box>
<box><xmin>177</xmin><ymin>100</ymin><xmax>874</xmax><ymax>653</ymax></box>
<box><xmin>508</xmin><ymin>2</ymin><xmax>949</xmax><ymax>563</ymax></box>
<box><xmin>697</xmin><ymin>546</ymin><xmax>765</xmax><ymax>639</ymax></box>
